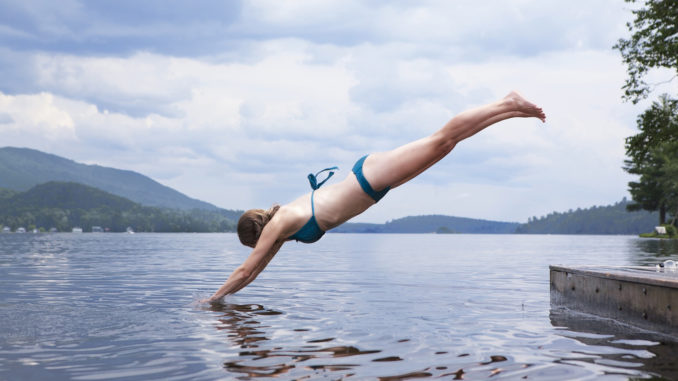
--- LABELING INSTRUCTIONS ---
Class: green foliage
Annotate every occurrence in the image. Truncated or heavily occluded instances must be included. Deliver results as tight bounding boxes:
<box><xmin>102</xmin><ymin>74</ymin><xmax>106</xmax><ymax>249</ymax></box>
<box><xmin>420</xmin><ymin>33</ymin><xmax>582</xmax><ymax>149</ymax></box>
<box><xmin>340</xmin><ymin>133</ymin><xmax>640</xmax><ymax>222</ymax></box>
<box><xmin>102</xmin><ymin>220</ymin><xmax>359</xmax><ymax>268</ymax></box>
<box><xmin>625</xmin><ymin>96</ymin><xmax>678</xmax><ymax>166</ymax></box>
<box><xmin>640</xmin><ymin>224</ymin><xmax>677</xmax><ymax>238</ymax></box>
<box><xmin>616</xmin><ymin>1</ymin><xmax>678</xmax><ymax>224</ymax></box>
<box><xmin>650</xmin><ymin>141</ymin><xmax>678</xmax><ymax>224</ymax></box>
<box><xmin>0</xmin><ymin>182</ymin><xmax>240</xmax><ymax>233</ymax></box>
<box><xmin>614</xmin><ymin>0</ymin><xmax>678</xmax><ymax>103</ymax></box>
<box><xmin>515</xmin><ymin>199</ymin><xmax>659</xmax><ymax>235</ymax></box>
<box><xmin>623</xmin><ymin>95</ymin><xmax>678</xmax><ymax>223</ymax></box>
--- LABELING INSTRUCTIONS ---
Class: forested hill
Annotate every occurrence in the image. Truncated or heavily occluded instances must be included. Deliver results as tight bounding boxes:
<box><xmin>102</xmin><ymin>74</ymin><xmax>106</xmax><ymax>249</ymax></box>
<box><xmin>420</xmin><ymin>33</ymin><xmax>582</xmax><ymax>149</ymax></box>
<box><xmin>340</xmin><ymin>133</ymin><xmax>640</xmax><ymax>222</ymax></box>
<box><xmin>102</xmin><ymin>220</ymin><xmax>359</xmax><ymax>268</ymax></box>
<box><xmin>0</xmin><ymin>182</ymin><xmax>238</xmax><ymax>233</ymax></box>
<box><xmin>4</xmin><ymin>181</ymin><xmax>136</xmax><ymax>211</ymax></box>
<box><xmin>333</xmin><ymin>199</ymin><xmax>660</xmax><ymax>235</ymax></box>
<box><xmin>515</xmin><ymin>199</ymin><xmax>658</xmax><ymax>235</ymax></box>
<box><xmin>0</xmin><ymin>146</ymin><xmax>218</xmax><ymax>211</ymax></box>
<box><xmin>331</xmin><ymin>214</ymin><xmax>519</xmax><ymax>234</ymax></box>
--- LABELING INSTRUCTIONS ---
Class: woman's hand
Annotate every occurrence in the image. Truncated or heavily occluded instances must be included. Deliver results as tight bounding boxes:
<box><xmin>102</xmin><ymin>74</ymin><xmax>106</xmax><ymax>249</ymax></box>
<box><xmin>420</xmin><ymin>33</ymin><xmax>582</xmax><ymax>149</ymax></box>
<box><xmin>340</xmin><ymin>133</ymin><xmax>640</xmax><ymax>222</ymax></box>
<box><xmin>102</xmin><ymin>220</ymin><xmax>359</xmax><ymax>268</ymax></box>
<box><xmin>196</xmin><ymin>294</ymin><xmax>221</xmax><ymax>305</ymax></box>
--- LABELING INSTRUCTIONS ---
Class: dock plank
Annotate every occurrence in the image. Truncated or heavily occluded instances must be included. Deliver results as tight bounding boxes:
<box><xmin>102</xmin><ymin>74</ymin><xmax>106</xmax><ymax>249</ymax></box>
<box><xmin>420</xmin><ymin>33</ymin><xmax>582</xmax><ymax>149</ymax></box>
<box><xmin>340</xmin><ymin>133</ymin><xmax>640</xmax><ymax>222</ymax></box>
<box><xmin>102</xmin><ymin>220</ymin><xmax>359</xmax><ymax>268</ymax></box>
<box><xmin>550</xmin><ymin>265</ymin><xmax>678</xmax><ymax>335</ymax></box>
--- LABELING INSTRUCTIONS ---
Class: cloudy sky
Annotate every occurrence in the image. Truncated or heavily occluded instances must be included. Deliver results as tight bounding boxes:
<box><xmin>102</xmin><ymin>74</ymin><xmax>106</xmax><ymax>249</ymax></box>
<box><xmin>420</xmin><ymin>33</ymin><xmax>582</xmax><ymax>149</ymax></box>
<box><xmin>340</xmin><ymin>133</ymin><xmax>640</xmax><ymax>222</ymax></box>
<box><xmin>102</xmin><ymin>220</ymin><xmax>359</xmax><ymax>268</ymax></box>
<box><xmin>1</xmin><ymin>0</ymin><xmax>675</xmax><ymax>223</ymax></box>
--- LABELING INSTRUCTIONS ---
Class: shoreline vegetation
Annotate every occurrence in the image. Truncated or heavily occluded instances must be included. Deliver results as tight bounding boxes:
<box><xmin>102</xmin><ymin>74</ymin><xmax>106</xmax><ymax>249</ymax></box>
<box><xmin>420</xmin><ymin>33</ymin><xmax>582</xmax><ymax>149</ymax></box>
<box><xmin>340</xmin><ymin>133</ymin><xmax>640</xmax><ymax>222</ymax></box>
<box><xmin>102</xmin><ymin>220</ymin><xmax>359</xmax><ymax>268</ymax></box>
<box><xmin>0</xmin><ymin>181</ymin><xmax>669</xmax><ymax>236</ymax></box>
<box><xmin>640</xmin><ymin>234</ymin><xmax>677</xmax><ymax>239</ymax></box>
<box><xmin>0</xmin><ymin>146</ymin><xmax>674</xmax><ymax>236</ymax></box>
<box><xmin>639</xmin><ymin>224</ymin><xmax>678</xmax><ymax>239</ymax></box>
<box><xmin>0</xmin><ymin>182</ymin><xmax>239</xmax><ymax>233</ymax></box>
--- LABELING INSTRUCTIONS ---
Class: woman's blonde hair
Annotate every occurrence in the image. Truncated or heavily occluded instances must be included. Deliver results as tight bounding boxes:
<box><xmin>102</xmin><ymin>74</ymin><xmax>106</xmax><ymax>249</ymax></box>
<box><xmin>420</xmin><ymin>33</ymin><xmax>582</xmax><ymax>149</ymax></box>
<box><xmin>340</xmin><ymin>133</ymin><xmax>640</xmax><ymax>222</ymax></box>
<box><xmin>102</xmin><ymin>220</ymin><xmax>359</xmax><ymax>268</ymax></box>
<box><xmin>237</xmin><ymin>205</ymin><xmax>280</xmax><ymax>248</ymax></box>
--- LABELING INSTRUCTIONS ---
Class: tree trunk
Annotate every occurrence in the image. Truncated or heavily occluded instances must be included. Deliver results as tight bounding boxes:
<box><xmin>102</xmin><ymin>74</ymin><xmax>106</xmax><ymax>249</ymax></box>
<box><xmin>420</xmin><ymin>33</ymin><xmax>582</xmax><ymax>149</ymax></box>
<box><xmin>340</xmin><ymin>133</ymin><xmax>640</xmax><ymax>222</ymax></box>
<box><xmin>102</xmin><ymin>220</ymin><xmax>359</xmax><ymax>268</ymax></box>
<box><xmin>659</xmin><ymin>205</ymin><xmax>666</xmax><ymax>225</ymax></box>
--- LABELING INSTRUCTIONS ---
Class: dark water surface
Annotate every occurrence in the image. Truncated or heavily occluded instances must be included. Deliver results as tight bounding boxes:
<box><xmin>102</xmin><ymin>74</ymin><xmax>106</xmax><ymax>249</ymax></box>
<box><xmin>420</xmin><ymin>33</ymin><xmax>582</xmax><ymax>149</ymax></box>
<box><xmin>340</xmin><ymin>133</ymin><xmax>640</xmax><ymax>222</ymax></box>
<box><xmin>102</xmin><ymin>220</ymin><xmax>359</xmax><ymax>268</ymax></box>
<box><xmin>2</xmin><ymin>233</ymin><xmax>678</xmax><ymax>380</ymax></box>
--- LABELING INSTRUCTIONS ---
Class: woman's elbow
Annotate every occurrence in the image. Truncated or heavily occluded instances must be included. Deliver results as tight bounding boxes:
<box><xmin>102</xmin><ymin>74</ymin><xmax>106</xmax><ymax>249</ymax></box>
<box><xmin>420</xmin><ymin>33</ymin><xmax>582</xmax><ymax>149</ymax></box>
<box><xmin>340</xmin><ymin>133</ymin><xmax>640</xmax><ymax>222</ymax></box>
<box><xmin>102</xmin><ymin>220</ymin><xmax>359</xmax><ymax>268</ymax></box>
<box><xmin>235</xmin><ymin>266</ymin><xmax>252</xmax><ymax>280</ymax></box>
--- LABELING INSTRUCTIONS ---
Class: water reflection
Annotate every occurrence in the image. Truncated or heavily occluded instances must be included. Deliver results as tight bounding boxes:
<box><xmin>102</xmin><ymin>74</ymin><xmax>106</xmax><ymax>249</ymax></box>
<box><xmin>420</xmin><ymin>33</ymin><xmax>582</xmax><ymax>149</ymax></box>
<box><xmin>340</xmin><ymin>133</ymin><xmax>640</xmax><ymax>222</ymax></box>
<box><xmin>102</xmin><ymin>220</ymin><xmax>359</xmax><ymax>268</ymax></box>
<box><xmin>550</xmin><ymin>307</ymin><xmax>678</xmax><ymax>380</ymax></box>
<box><xmin>207</xmin><ymin>303</ymin><xmax>380</xmax><ymax>378</ymax></box>
<box><xmin>206</xmin><ymin>303</ymin><xmax>533</xmax><ymax>380</ymax></box>
<box><xmin>628</xmin><ymin>238</ymin><xmax>678</xmax><ymax>266</ymax></box>
<box><xmin>11</xmin><ymin>234</ymin><xmax>678</xmax><ymax>380</ymax></box>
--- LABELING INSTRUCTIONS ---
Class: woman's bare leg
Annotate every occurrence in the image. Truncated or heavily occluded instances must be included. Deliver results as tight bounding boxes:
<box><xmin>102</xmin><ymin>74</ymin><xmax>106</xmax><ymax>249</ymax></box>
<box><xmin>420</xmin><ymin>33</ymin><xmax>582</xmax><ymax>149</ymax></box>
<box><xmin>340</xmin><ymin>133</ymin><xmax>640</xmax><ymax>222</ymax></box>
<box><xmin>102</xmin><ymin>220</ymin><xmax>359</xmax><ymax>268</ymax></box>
<box><xmin>362</xmin><ymin>91</ymin><xmax>545</xmax><ymax>191</ymax></box>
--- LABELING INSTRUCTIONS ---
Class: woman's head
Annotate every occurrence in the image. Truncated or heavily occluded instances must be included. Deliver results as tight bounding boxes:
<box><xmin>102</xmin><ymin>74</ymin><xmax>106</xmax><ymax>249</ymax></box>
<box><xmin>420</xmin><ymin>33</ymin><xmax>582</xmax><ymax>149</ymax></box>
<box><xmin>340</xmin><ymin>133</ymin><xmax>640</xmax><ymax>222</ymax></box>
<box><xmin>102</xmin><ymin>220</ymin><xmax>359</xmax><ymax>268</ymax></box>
<box><xmin>237</xmin><ymin>205</ymin><xmax>280</xmax><ymax>248</ymax></box>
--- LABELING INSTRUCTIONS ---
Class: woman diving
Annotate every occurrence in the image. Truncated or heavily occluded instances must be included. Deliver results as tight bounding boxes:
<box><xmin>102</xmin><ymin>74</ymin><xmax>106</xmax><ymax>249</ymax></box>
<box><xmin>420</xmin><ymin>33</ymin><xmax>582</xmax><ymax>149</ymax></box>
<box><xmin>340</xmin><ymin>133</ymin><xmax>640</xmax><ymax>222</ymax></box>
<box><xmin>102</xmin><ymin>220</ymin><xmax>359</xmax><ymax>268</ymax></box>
<box><xmin>204</xmin><ymin>91</ymin><xmax>546</xmax><ymax>302</ymax></box>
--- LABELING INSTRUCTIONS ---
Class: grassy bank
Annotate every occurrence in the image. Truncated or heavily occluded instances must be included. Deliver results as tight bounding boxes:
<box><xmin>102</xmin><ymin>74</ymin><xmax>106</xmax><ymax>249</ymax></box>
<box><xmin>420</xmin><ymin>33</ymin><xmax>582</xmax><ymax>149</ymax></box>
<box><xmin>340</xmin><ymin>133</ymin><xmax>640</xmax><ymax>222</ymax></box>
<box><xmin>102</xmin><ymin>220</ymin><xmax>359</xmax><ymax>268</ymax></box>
<box><xmin>640</xmin><ymin>224</ymin><xmax>677</xmax><ymax>239</ymax></box>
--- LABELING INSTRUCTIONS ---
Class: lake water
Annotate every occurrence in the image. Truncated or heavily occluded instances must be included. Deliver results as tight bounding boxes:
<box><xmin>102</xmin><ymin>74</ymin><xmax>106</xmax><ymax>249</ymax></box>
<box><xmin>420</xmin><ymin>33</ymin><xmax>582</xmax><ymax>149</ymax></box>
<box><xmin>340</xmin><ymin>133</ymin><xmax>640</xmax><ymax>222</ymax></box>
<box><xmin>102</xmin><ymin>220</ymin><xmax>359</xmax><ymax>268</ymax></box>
<box><xmin>1</xmin><ymin>233</ymin><xmax>678</xmax><ymax>380</ymax></box>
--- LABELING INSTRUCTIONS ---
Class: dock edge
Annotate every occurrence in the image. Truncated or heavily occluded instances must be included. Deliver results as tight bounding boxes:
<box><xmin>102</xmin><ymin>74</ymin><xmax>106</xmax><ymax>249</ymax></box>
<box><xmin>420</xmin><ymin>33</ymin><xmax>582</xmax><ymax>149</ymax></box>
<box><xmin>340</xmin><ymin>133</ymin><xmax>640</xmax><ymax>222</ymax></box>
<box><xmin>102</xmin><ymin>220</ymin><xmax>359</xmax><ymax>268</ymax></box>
<box><xmin>550</xmin><ymin>265</ymin><xmax>678</xmax><ymax>335</ymax></box>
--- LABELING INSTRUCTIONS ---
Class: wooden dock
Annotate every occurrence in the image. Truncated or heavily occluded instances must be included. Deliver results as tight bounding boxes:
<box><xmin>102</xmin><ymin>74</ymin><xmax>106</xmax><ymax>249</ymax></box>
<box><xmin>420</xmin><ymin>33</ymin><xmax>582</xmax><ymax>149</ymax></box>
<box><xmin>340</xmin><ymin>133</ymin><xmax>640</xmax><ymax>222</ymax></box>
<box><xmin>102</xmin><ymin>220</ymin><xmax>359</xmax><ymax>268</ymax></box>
<box><xmin>550</xmin><ymin>265</ymin><xmax>678</xmax><ymax>335</ymax></box>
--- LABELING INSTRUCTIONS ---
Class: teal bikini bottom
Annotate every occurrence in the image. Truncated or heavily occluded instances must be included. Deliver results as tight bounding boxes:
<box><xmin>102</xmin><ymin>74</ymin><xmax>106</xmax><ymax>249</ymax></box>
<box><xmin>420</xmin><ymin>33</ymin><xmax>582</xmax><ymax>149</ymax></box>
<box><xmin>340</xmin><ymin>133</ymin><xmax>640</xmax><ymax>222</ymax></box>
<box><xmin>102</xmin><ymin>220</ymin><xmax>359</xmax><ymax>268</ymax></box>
<box><xmin>352</xmin><ymin>155</ymin><xmax>390</xmax><ymax>202</ymax></box>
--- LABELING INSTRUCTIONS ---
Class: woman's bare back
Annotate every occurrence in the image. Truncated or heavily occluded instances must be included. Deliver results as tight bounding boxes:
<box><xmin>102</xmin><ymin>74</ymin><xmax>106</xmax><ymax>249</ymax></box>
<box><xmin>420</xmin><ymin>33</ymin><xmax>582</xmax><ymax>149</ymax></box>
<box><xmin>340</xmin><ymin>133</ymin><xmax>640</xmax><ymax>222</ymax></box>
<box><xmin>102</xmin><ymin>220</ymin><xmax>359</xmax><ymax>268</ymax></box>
<box><xmin>279</xmin><ymin>173</ymin><xmax>375</xmax><ymax>237</ymax></box>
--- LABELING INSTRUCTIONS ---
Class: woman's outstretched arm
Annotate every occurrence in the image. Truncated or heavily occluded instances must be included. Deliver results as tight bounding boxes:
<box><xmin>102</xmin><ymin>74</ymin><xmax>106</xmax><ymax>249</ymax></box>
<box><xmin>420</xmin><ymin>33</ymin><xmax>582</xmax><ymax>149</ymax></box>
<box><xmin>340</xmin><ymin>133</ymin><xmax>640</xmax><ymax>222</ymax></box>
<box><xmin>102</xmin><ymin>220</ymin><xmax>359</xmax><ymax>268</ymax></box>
<box><xmin>204</xmin><ymin>220</ymin><xmax>285</xmax><ymax>302</ymax></box>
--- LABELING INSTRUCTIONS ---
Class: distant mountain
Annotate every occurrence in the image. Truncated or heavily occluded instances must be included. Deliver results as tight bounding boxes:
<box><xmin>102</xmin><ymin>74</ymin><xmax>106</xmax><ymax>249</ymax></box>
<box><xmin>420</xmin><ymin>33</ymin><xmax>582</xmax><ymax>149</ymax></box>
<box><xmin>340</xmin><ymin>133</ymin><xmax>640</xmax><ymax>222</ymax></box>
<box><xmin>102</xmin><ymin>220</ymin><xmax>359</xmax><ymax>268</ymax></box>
<box><xmin>331</xmin><ymin>214</ymin><xmax>519</xmax><ymax>234</ymax></box>
<box><xmin>0</xmin><ymin>182</ymin><xmax>237</xmax><ymax>232</ymax></box>
<box><xmin>0</xmin><ymin>147</ymin><xmax>219</xmax><ymax>211</ymax></box>
<box><xmin>515</xmin><ymin>199</ymin><xmax>659</xmax><ymax>235</ymax></box>
<box><xmin>5</xmin><ymin>181</ymin><xmax>136</xmax><ymax>211</ymax></box>
<box><xmin>0</xmin><ymin>187</ymin><xmax>17</xmax><ymax>200</ymax></box>
<box><xmin>332</xmin><ymin>199</ymin><xmax>663</xmax><ymax>235</ymax></box>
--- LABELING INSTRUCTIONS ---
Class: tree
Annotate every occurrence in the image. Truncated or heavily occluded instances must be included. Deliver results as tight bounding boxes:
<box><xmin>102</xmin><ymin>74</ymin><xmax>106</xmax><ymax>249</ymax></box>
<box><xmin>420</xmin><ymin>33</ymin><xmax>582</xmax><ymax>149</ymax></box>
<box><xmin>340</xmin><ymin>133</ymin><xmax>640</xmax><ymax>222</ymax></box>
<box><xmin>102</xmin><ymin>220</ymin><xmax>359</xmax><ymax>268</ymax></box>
<box><xmin>651</xmin><ymin>141</ymin><xmax>678</xmax><ymax>225</ymax></box>
<box><xmin>624</xmin><ymin>95</ymin><xmax>678</xmax><ymax>223</ymax></box>
<box><xmin>614</xmin><ymin>0</ymin><xmax>678</xmax><ymax>103</ymax></box>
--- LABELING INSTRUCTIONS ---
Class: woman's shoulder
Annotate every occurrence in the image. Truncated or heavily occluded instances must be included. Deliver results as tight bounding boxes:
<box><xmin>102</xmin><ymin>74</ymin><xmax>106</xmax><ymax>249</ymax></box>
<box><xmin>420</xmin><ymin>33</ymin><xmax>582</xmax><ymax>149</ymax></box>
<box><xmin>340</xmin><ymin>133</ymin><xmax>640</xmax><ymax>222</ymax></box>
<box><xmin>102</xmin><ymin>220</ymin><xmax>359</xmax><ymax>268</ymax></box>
<box><xmin>271</xmin><ymin>203</ymin><xmax>309</xmax><ymax>237</ymax></box>
<box><xmin>276</xmin><ymin>201</ymin><xmax>310</xmax><ymax>222</ymax></box>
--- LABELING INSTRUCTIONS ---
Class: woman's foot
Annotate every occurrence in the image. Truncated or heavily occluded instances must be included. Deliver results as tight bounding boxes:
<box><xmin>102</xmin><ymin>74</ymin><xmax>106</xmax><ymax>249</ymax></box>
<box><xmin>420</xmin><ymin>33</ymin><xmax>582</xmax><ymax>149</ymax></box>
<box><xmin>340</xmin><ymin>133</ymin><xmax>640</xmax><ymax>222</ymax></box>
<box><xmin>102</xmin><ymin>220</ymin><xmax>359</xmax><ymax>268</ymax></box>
<box><xmin>504</xmin><ymin>91</ymin><xmax>546</xmax><ymax>122</ymax></box>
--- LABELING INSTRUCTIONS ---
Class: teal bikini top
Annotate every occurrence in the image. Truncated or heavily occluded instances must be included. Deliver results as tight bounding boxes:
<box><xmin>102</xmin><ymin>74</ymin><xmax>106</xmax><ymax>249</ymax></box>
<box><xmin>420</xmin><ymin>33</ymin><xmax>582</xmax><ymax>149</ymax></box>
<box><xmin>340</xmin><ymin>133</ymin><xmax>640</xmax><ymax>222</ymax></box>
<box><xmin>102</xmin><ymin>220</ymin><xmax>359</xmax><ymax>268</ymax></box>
<box><xmin>288</xmin><ymin>166</ymin><xmax>338</xmax><ymax>244</ymax></box>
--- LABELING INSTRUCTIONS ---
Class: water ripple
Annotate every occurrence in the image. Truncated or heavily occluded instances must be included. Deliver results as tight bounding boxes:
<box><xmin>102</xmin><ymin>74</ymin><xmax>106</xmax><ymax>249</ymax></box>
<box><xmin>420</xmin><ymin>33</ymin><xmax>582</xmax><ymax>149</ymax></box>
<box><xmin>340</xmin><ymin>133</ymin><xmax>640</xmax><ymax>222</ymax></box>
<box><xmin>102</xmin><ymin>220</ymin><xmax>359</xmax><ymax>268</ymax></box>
<box><xmin>1</xmin><ymin>233</ymin><xmax>678</xmax><ymax>379</ymax></box>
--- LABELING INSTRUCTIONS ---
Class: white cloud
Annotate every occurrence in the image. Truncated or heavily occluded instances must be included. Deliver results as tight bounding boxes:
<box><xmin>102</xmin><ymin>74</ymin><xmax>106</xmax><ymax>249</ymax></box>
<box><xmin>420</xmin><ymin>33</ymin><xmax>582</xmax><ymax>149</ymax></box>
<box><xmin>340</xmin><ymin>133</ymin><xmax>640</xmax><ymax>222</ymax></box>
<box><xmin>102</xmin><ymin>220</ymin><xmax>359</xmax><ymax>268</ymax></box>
<box><xmin>0</xmin><ymin>92</ymin><xmax>76</xmax><ymax>141</ymax></box>
<box><xmin>0</xmin><ymin>0</ymin><xmax>652</xmax><ymax>222</ymax></box>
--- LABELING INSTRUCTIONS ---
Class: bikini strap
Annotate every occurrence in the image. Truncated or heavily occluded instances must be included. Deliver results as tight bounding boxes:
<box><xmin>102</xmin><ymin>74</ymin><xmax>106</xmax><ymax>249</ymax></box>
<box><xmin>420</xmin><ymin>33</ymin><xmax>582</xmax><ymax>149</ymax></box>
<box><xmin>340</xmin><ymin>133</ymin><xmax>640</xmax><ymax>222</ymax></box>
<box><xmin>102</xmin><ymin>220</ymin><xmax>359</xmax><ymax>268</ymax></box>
<box><xmin>307</xmin><ymin>166</ymin><xmax>339</xmax><ymax>190</ymax></box>
<box><xmin>311</xmin><ymin>190</ymin><xmax>316</xmax><ymax>215</ymax></box>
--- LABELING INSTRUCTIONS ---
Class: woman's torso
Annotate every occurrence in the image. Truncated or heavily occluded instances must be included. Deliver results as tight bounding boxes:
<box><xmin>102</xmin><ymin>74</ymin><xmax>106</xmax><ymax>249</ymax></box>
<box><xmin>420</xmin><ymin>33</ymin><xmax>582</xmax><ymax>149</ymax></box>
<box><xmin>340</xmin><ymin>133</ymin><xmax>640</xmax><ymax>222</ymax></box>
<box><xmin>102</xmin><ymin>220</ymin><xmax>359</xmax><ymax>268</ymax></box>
<box><xmin>276</xmin><ymin>173</ymin><xmax>375</xmax><ymax>240</ymax></box>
